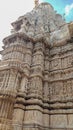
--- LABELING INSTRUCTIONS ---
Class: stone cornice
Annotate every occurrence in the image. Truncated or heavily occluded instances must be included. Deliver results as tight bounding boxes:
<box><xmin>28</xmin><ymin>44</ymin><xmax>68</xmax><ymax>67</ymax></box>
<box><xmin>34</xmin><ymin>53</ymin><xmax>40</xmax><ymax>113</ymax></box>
<box><xmin>11</xmin><ymin>19</ymin><xmax>23</xmax><ymax>27</ymax></box>
<box><xmin>3</xmin><ymin>32</ymin><xmax>34</xmax><ymax>45</ymax></box>
<box><xmin>2</xmin><ymin>32</ymin><xmax>51</xmax><ymax>48</ymax></box>
<box><xmin>3</xmin><ymin>31</ymin><xmax>71</xmax><ymax>48</ymax></box>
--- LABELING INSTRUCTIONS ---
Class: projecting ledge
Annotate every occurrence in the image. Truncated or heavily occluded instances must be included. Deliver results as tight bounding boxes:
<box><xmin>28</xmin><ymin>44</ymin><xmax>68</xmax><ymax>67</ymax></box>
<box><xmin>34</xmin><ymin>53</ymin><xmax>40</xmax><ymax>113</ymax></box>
<box><xmin>2</xmin><ymin>32</ymin><xmax>51</xmax><ymax>48</ymax></box>
<box><xmin>3</xmin><ymin>32</ymin><xmax>34</xmax><ymax>45</ymax></box>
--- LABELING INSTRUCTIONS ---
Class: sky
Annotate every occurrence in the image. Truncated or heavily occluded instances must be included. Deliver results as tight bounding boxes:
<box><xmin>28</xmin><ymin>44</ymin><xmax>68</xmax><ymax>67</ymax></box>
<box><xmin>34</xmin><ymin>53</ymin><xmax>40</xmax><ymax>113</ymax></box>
<box><xmin>0</xmin><ymin>0</ymin><xmax>73</xmax><ymax>52</ymax></box>
<box><xmin>43</xmin><ymin>0</ymin><xmax>73</xmax><ymax>22</ymax></box>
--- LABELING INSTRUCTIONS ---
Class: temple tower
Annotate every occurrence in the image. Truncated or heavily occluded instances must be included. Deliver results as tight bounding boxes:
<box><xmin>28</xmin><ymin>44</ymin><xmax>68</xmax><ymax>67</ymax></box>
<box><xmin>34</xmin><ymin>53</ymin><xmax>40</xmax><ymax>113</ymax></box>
<box><xmin>0</xmin><ymin>2</ymin><xmax>73</xmax><ymax>130</ymax></box>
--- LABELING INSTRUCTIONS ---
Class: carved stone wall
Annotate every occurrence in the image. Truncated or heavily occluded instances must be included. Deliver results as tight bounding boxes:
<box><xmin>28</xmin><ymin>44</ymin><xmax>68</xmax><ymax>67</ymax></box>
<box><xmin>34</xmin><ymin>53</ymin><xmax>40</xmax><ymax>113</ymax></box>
<box><xmin>0</xmin><ymin>2</ymin><xmax>73</xmax><ymax>130</ymax></box>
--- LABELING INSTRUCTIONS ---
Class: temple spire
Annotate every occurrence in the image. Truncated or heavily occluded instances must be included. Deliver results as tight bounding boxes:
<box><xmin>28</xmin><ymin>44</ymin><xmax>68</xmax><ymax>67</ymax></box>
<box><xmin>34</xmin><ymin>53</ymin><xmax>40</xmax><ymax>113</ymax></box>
<box><xmin>34</xmin><ymin>0</ymin><xmax>39</xmax><ymax>7</ymax></box>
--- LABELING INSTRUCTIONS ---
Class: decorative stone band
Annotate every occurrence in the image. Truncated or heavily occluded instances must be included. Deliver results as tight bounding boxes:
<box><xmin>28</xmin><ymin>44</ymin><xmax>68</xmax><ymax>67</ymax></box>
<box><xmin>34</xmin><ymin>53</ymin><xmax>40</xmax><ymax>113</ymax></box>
<box><xmin>1</xmin><ymin>122</ymin><xmax>73</xmax><ymax>130</ymax></box>
<box><xmin>12</xmin><ymin>123</ymin><xmax>49</xmax><ymax>129</ymax></box>
<box><xmin>3</xmin><ymin>32</ymin><xmax>34</xmax><ymax>45</ymax></box>
<box><xmin>2</xmin><ymin>32</ymin><xmax>72</xmax><ymax>49</ymax></box>
<box><xmin>0</xmin><ymin>60</ymin><xmax>30</xmax><ymax>76</ymax></box>
<box><xmin>11</xmin><ymin>97</ymin><xmax>73</xmax><ymax>112</ymax></box>
<box><xmin>1</xmin><ymin>44</ymin><xmax>32</xmax><ymax>55</ymax></box>
<box><xmin>0</xmin><ymin>89</ymin><xmax>17</xmax><ymax>98</ymax></box>
<box><xmin>2</xmin><ymin>32</ymin><xmax>50</xmax><ymax>47</ymax></box>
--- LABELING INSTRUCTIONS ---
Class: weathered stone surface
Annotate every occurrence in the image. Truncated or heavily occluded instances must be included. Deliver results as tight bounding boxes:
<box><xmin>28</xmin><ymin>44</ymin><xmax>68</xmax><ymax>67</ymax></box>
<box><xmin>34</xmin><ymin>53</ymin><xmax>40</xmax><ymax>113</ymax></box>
<box><xmin>0</xmin><ymin>2</ymin><xmax>73</xmax><ymax>130</ymax></box>
<box><xmin>68</xmin><ymin>22</ymin><xmax>73</xmax><ymax>37</ymax></box>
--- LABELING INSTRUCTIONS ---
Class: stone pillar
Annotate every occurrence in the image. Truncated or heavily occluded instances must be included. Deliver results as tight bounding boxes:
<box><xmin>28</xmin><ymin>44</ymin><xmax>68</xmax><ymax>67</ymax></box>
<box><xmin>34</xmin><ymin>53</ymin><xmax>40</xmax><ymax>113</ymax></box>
<box><xmin>0</xmin><ymin>69</ymin><xmax>17</xmax><ymax>130</ymax></box>
<box><xmin>0</xmin><ymin>94</ymin><xmax>15</xmax><ymax>130</ymax></box>
<box><xmin>28</xmin><ymin>42</ymin><xmax>44</xmax><ymax>99</ymax></box>
<box><xmin>43</xmin><ymin>109</ymin><xmax>49</xmax><ymax>130</ymax></box>
<box><xmin>43</xmin><ymin>47</ymin><xmax>50</xmax><ymax>101</ymax></box>
<box><xmin>24</xmin><ymin>42</ymin><xmax>44</xmax><ymax>130</ymax></box>
<box><xmin>6</xmin><ymin>69</ymin><xmax>20</xmax><ymax>92</ymax></box>
<box><xmin>12</xmin><ymin>41</ymin><xmax>33</xmax><ymax>130</ymax></box>
<box><xmin>43</xmin><ymin>47</ymin><xmax>50</xmax><ymax>129</ymax></box>
<box><xmin>12</xmin><ymin>75</ymin><xmax>28</xmax><ymax>125</ymax></box>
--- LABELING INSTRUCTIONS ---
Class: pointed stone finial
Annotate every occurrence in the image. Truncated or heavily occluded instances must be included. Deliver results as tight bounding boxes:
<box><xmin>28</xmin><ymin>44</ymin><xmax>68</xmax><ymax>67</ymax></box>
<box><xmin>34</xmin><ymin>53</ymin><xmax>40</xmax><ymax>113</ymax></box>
<box><xmin>34</xmin><ymin>0</ymin><xmax>39</xmax><ymax>7</ymax></box>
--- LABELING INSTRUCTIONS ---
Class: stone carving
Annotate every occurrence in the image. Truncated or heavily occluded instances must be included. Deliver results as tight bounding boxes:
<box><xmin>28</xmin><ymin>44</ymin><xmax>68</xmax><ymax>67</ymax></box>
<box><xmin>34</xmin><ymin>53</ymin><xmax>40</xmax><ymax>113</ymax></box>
<box><xmin>0</xmin><ymin>2</ymin><xmax>73</xmax><ymax>130</ymax></box>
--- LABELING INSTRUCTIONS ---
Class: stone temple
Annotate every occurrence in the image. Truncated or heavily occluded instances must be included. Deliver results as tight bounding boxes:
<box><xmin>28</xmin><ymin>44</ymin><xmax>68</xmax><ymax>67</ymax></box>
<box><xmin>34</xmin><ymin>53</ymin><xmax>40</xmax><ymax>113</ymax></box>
<box><xmin>0</xmin><ymin>1</ymin><xmax>73</xmax><ymax>130</ymax></box>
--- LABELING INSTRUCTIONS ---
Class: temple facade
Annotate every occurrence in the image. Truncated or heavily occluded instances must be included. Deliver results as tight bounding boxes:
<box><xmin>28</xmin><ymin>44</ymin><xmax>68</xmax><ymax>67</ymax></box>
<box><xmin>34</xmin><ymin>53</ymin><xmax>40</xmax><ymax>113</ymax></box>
<box><xmin>0</xmin><ymin>2</ymin><xmax>73</xmax><ymax>130</ymax></box>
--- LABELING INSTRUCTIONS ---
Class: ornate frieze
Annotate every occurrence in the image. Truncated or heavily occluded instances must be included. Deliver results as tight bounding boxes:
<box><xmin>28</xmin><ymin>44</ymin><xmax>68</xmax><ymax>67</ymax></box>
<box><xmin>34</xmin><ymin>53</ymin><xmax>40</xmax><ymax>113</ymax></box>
<box><xmin>0</xmin><ymin>2</ymin><xmax>73</xmax><ymax>130</ymax></box>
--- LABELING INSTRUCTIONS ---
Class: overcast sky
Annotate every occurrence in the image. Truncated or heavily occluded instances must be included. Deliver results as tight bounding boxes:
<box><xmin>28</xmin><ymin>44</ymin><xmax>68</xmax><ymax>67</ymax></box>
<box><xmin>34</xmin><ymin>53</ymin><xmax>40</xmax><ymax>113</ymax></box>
<box><xmin>0</xmin><ymin>0</ymin><xmax>35</xmax><ymax>50</ymax></box>
<box><xmin>0</xmin><ymin>0</ymin><xmax>73</xmax><ymax>51</ymax></box>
